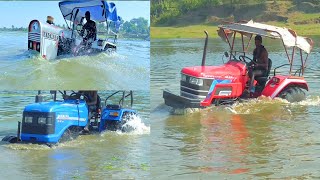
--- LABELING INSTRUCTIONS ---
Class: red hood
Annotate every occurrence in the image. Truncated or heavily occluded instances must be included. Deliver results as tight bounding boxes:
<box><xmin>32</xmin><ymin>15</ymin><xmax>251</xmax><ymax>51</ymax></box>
<box><xmin>181</xmin><ymin>61</ymin><xmax>247</xmax><ymax>81</ymax></box>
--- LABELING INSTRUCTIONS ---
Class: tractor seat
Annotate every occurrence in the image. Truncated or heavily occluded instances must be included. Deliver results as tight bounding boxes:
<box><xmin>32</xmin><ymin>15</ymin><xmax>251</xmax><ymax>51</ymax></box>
<box><xmin>106</xmin><ymin>104</ymin><xmax>121</xmax><ymax>110</ymax></box>
<box><xmin>255</xmin><ymin>58</ymin><xmax>272</xmax><ymax>84</ymax></box>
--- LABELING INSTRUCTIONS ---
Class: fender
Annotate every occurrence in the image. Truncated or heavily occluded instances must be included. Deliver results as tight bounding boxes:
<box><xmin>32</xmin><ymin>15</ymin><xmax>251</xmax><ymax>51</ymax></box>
<box><xmin>262</xmin><ymin>76</ymin><xmax>308</xmax><ymax>98</ymax></box>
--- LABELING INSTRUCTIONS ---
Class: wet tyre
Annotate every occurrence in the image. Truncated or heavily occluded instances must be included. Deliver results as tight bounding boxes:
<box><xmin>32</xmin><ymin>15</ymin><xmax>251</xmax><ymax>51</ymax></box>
<box><xmin>120</xmin><ymin>112</ymin><xmax>135</xmax><ymax>132</ymax></box>
<box><xmin>278</xmin><ymin>86</ymin><xmax>306</xmax><ymax>103</ymax></box>
<box><xmin>1</xmin><ymin>135</ymin><xmax>18</xmax><ymax>143</ymax></box>
<box><xmin>59</xmin><ymin>129</ymin><xmax>72</xmax><ymax>143</ymax></box>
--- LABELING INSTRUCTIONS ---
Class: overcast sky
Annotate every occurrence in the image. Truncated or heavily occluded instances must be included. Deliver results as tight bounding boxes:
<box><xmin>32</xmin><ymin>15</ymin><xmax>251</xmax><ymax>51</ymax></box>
<box><xmin>0</xmin><ymin>1</ymin><xmax>150</xmax><ymax>28</ymax></box>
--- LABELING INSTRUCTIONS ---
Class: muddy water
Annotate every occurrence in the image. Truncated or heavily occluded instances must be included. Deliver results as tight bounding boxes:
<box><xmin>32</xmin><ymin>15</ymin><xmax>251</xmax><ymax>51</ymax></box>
<box><xmin>0</xmin><ymin>31</ymin><xmax>150</xmax><ymax>90</ymax></box>
<box><xmin>151</xmin><ymin>38</ymin><xmax>320</xmax><ymax>178</ymax></box>
<box><xmin>0</xmin><ymin>91</ymin><xmax>150</xmax><ymax>179</ymax></box>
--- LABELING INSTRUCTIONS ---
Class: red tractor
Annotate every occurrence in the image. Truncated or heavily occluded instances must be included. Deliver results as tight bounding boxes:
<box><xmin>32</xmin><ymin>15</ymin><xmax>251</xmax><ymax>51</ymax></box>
<box><xmin>163</xmin><ymin>20</ymin><xmax>314</xmax><ymax>108</ymax></box>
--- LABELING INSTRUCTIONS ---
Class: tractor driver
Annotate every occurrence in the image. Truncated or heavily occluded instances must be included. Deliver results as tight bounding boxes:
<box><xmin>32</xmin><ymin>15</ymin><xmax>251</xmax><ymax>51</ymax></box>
<box><xmin>79</xmin><ymin>91</ymin><xmax>98</xmax><ymax>133</ymax></box>
<box><xmin>80</xmin><ymin>11</ymin><xmax>97</xmax><ymax>45</ymax></box>
<box><xmin>248</xmin><ymin>35</ymin><xmax>269</xmax><ymax>92</ymax></box>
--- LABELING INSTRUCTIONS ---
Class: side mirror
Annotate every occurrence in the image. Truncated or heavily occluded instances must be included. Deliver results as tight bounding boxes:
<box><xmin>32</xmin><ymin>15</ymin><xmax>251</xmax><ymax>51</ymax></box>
<box><xmin>224</xmin><ymin>52</ymin><xmax>229</xmax><ymax>57</ymax></box>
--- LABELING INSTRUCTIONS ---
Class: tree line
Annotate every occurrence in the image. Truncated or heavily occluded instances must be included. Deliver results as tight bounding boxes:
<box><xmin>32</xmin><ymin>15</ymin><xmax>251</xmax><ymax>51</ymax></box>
<box><xmin>151</xmin><ymin>0</ymin><xmax>314</xmax><ymax>25</ymax></box>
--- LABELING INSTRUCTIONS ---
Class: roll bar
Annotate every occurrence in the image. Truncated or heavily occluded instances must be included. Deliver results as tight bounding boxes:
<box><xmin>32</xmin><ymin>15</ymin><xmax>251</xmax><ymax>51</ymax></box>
<box><xmin>104</xmin><ymin>91</ymin><xmax>133</xmax><ymax>108</ymax></box>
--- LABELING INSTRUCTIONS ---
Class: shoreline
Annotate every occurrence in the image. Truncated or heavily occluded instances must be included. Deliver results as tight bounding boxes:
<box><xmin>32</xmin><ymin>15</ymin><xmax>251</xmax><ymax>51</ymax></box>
<box><xmin>0</xmin><ymin>30</ymin><xmax>149</xmax><ymax>40</ymax></box>
<box><xmin>151</xmin><ymin>23</ymin><xmax>320</xmax><ymax>39</ymax></box>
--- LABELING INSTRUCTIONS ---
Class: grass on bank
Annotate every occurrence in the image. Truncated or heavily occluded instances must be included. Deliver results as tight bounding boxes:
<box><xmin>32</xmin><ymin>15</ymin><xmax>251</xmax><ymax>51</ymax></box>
<box><xmin>151</xmin><ymin>23</ymin><xmax>320</xmax><ymax>39</ymax></box>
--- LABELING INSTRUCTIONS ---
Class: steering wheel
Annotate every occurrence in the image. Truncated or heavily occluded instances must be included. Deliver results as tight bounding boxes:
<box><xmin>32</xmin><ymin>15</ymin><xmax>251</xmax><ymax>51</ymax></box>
<box><xmin>238</xmin><ymin>55</ymin><xmax>252</xmax><ymax>62</ymax></box>
<box><xmin>76</xmin><ymin>24</ymin><xmax>83</xmax><ymax>34</ymax></box>
<box><xmin>69</xmin><ymin>92</ymin><xmax>88</xmax><ymax>101</ymax></box>
<box><xmin>238</xmin><ymin>55</ymin><xmax>257</xmax><ymax>65</ymax></box>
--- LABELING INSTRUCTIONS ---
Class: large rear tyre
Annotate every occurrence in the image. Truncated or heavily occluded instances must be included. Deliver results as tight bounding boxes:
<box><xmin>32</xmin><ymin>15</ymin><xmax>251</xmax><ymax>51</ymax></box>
<box><xmin>120</xmin><ymin>112</ymin><xmax>135</xmax><ymax>132</ymax></box>
<box><xmin>277</xmin><ymin>86</ymin><xmax>306</xmax><ymax>103</ymax></box>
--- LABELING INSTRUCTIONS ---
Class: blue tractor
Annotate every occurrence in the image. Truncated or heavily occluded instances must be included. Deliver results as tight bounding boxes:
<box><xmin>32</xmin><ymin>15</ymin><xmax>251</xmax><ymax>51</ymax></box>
<box><xmin>2</xmin><ymin>91</ymin><xmax>137</xmax><ymax>145</ymax></box>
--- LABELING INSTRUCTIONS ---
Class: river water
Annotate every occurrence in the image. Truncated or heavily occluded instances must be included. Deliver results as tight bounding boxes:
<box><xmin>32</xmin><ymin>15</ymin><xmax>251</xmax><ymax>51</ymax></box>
<box><xmin>0</xmin><ymin>91</ymin><xmax>150</xmax><ymax>179</ymax></box>
<box><xmin>151</xmin><ymin>37</ymin><xmax>320</xmax><ymax>178</ymax></box>
<box><xmin>0</xmin><ymin>31</ymin><xmax>150</xmax><ymax>90</ymax></box>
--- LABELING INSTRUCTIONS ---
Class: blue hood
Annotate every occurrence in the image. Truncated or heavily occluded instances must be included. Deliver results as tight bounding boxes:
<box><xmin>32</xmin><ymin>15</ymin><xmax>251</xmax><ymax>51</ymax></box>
<box><xmin>24</xmin><ymin>100</ymin><xmax>86</xmax><ymax>113</ymax></box>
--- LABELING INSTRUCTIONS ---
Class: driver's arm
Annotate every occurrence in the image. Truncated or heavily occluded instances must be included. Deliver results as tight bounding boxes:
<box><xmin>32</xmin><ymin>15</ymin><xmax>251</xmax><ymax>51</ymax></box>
<box><xmin>257</xmin><ymin>50</ymin><xmax>268</xmax><ymax>69</ymax></box>
<box><xmin>80</xmin><ymin>23</ymin><xmax>87</xmax><ymax>36</ymax></box>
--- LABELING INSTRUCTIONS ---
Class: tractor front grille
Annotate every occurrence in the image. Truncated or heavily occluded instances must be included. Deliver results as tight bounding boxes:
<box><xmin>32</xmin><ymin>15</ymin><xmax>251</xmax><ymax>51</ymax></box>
<box><xmin>180</xmin><ymin>76</ymin><xmax>213</xmax><ymax>100</ymax></box>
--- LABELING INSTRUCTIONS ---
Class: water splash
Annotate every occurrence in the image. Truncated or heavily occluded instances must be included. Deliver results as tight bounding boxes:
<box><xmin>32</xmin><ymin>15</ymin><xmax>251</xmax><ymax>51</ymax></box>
<box><xmin>292</xmin><ymin>95</ymin><xmax>320</xmax><ymax>106</ymax></box>
<box><xmin>170</xmin><ymin>107</ymin><xmax>201</xmax><ymax>115</ymax></box>
<box><xmin>225</xmin><ymin>96</ymin><xmax>289</xmax><ymax>115</ymax></box>
<box><xmin>4</xmin><ymin>143</ymin><xmax>51</xmax><ymax>150</ymax></box>
<box><xmin>118</xmin><ymin>114</ymin><xmax>150</xmax><ymax>135</ymax></box>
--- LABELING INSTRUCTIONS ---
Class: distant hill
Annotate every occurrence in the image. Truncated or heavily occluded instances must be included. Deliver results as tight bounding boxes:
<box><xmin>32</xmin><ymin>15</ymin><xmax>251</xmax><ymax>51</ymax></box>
<box><xmin>151</xmin><ymin>0</ymin><xmax>320</xmax><ymax>27</ymax></box>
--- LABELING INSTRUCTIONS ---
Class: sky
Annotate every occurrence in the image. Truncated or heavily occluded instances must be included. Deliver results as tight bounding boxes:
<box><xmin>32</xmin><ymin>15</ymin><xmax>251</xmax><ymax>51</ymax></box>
<box><xmin>0</xmin><ymin>1</ymin><xmax>150</xmax><ymax>28</ymax></box>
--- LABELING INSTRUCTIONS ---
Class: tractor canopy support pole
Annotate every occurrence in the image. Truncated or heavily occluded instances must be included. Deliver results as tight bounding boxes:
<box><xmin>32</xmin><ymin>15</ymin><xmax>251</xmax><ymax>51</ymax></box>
<box><xmin>241</xmin><ymin>33</ymin><xmax>245</xmax><ymax>56</ymax></box>
<box><xmin>245</xmin><ymin>34</ymin><xmax>253</xmax><ymax>52</ymax></box>
<box><xmin>201</xmin><ymin>31</ymin><xmax>209</xmax><ymax>66</ymax></box>
<box><xmin>121</xmin><ymin>91</ymin><xmax>125</xmax><ymax>107</ymax></box>
<box><xmin>289</xmin><ymin>46</ymin><xmax>295</xmax><ymax>75</ymax></box>
<box><xmin>303</xmin><ymin>53</ymin><xmax>309</xmax><ymax>72</ymax></box>
<box><xmin>130</xmin><ymin>91</ymin><xmax>133</xmax><ymax>108</ymax></box>
<box><xmin>221</xmin><ymin>29</ymin><xmax>232</xmax><ymax>61</ymax></box>
<box><xmin>300</xmin><ymin>49</ymin><xmax>305</xmax><ymax>75</ymax></box>
<box><xmin>231</xmin><ymin>32</ymin><xmax>236</xmax><ymax>57</ymax></box>
<box><xmin>282</xmin><ymin>40</ymin><xmax>292</xmax><ymax>75</ymax></box>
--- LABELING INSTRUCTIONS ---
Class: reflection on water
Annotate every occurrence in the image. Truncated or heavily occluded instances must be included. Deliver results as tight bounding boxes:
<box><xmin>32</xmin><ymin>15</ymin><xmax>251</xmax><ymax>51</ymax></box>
<box><xmin>0</xmin><ymin>31</ymin><xmax>150</xmax><ymax>90</ymax></box>
<box><xmin>151</xmin><ymin>38</ymin><xmax>320</xmax><ymax>178</ymax></box>
<box><xmin>0</xmin><ymin>91</ymin><xmax>150</xmax><ymax>179</ymax></box>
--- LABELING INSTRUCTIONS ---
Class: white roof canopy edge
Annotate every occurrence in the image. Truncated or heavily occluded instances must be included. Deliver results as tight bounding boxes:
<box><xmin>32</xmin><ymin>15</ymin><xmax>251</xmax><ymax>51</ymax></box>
<box><xmin>219</xmin><ymin>20</ymin><xmax>313</xmax><ymax>54</ymax></box>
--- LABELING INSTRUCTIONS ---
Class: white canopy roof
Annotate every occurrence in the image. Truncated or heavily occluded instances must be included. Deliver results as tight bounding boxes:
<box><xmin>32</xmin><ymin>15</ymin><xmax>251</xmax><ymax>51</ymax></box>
<box><xmin>218</xmin><ymin>20</ymin><xmax>313</xmax><ymax>54</ymax></box>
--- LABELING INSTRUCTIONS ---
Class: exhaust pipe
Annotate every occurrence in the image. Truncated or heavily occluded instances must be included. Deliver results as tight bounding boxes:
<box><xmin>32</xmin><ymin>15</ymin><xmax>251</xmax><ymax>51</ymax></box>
<box><xmin>201</xmin><ymin>31</ymin><xmax>209</xmax><ymax>66</ymax></box>
<box><xmin>17</xmin><ymin>121</ymin><xmax>21</xmax><ymax>141</ymax></box>
<box><xmin>35</xmin><ymin>90</ymin><xmax>44</xmax><ymax>103</ymax></box>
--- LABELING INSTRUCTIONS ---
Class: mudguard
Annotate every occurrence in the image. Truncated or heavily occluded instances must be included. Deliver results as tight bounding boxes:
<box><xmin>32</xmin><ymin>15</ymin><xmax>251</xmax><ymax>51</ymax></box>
<box><xmin>262</xmin><ymin>75</ymin><xmax>308</xmax><ymax>98</ymax></box>
<box><xmin>99</xmin><ymin>107</ymin><xmax>136</xmax><ymax>132</ymax></box>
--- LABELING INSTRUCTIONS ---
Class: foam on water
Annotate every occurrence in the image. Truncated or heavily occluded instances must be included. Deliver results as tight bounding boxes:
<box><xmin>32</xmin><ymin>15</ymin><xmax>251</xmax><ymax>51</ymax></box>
<box><xmin>117</xmin><ymin>114</ymin><xmax>150</xmax><ymax>135</ymax></box>
<box><xmin>292</xmin><ymin>95</ymin><xmax>320</xmax><ymax>106</ymax></box>
<box><xmin>4</xmin><ymin>143</ymin><xmax>52</xmax><ymax>150</ymax></box>
<box><xmin>171</xmin><ymin>107</ymin><xmax>201</xmax><ymax>115</ymax></box>
<box><xmin>161</xmin><ymin>94</ymin><xmax>320</xmax><ymax>116</ymax></box>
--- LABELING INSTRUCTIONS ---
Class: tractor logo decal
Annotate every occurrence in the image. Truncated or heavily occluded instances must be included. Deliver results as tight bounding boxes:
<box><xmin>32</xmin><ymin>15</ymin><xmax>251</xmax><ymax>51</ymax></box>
<box><xmin>43</xmin><ymin>31</ymin><xmax>59</xmax><ymax>41</ymax></box>
<box><xmin>204</xmin><ymin>79</ymin><xmax>231</xmax><ymax>101</ymax></box>
<box><xmin>57</xmin><ymin>115</ymin><xmax>86</xmax><ymax>121</ymax></box>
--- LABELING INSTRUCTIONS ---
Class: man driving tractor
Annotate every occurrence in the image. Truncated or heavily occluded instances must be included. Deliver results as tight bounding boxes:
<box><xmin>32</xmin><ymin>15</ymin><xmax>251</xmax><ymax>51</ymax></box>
<box><xmin>248</xmin><ymin>35</ymin><xmax>269</xmax><ymax>92</ymax></box>
<box><xmin>80</xmin><ymin>11</ymin><xmax>97</xmax><ymax>45</ymax></box>
<box><xmin>73</xmin><ymin>11</ymin><xmax>97</xmax><ymax>55</ymax></box>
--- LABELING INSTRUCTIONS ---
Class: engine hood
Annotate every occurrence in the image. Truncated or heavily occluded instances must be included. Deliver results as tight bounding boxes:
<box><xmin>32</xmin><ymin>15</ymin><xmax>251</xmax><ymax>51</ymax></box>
<box><xmin>24</xmin><ymin>100</ymin><xmax>87</xmax><ymax>113</ymax></box>
<box><xmin>181</xmin><ymin>60</ymin><xmax>247</xmax><ymax>81</ymax></box>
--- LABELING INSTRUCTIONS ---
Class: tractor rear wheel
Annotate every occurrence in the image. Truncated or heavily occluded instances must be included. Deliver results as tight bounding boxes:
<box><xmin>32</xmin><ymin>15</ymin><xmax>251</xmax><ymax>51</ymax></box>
<box><xmin>278</xmin><ymin>86</ymin><xmax>306</xmax><ymax>103</ymax></box>
<box><xmin>120</xmin><ymin>112</ymin><xmax>135</xmax><ymax>132</ymax></box>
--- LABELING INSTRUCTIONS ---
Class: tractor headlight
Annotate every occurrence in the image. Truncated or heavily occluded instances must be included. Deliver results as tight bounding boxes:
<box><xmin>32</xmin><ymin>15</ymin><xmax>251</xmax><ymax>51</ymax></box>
<box><xmin>181</xmin><ymin>74</ymin><xmax>187</xmax><ymax>82</ymax></box>
<box><xmin>189</xmin><ymin>77</ymin><xmax>203</xmax><ymax>86</ymax></box>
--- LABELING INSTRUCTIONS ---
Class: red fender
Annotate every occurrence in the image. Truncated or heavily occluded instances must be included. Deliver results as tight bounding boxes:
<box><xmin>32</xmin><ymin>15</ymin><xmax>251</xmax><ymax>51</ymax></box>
<box><xmin>262</xmin><ymin>76</ymin><xmax>308</xmax><ymax>98</ymax></box>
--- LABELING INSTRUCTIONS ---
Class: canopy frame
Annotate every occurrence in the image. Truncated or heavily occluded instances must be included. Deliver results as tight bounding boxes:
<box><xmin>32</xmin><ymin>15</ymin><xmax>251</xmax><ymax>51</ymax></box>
<box><xmin>59</xmin><ymin>0</ymin><xmax>119</xmax><ymax>43</ymax></box>
<box><xmin>218</xmin><ymin>21</ymin><xmax>314</xmax><ymax>76</ymax></box>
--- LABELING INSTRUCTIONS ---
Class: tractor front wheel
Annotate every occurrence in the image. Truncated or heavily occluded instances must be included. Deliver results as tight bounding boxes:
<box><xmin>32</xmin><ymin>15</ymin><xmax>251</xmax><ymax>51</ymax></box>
<box><xmin>59</xmin><ymin>129</ymin><xmax>72</xmax><ymax>143</ymax></box>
